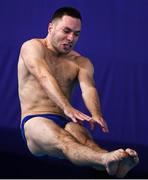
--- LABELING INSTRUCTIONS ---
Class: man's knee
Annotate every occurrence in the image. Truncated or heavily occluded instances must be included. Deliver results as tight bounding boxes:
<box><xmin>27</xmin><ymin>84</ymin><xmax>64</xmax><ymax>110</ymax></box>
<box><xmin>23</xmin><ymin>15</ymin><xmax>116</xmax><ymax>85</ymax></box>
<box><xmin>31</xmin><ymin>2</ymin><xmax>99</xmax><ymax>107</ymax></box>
<box><xmin>65</xmin><ymin>122</ymin><xmax>92</xmax><ymax>138</ymax></box>
<box><xmin>65</xmin><ymin>122</ymin><xmax>76</xmax><ymax>131</ymax></box>
<box><xmin>65</xmin><ymin>122</ymin><xmax>83</xmax><ymax>132</ymax></box>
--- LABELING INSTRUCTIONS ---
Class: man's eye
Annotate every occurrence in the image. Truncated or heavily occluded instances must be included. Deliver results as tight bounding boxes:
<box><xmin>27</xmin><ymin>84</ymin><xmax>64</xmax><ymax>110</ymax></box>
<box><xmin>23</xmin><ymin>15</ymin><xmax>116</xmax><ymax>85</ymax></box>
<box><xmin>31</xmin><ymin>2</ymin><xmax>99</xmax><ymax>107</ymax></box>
<box><xmin>74</xmin><ymin>33</ymin><xmax>79</xmax><ymax>37</ymax></box>
<box><xmin>63</xmin><ymin>30</ymin><xmax>70</xmax><ymax>34</ymax></box>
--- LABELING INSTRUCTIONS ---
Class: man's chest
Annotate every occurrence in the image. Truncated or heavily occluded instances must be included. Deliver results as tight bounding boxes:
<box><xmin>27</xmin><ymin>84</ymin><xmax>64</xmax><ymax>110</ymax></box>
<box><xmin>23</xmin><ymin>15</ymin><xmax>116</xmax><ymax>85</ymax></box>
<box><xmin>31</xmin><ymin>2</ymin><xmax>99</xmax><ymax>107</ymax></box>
<box><xmin>46</xmin><ymin>58</ymin><xmax>79</xmax><ymax>86</ymax></box>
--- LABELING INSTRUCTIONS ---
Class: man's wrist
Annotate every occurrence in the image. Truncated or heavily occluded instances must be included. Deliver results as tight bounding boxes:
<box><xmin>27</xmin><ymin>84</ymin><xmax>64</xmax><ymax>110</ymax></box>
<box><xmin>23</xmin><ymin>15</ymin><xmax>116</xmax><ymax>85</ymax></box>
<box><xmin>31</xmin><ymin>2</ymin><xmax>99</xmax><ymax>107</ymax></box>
<box><xmin>92</xmin><ymin>112</ymin><xmax>103</xmax><ymax>118</ymax></box>
<box><xmin>62</xmin><ymin>102</ymin><xmax>72</xmax><ymax>111</ymax></box>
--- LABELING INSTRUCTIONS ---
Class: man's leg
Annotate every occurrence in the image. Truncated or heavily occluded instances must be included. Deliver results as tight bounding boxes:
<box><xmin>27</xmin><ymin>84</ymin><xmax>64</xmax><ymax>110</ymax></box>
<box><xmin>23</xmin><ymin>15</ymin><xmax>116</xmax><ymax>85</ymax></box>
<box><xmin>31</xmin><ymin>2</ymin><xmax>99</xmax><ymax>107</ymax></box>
<box><xmin>64</xmin><ymin>122</ymin><xmax>139</xmax><ymax>177</ymax></box>
<box><xmin>65</xmin><ymin>122</ymin><xmax>108</xmax><ymax>170</ymax></box>
<box><xmin>65</xmin><ymin>122</ymin><xmax>108</xmax><ymax>153</ymax></box>
<box><xmin>24</xmin><ymin>117</ymin><xmax>139</xmax><ymax>177</ymax></box>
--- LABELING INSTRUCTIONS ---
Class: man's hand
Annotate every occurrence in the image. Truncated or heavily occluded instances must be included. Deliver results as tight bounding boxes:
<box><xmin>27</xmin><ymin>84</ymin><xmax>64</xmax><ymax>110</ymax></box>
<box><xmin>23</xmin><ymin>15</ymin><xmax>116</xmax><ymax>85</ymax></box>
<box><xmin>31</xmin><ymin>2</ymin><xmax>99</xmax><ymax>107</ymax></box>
<box><xmin>64</xmin><ymin>106</ymin><xmax>92</xmax><ymax>123</ymax></box>
<box><xmin>64</xmin><ymin>106</ymin><xmax>109</xmax><ymax>133</ymax></box>
<box><xmin>90</xmin><ymin>115</ymin><xmax>109</xmax><ymax>133</ymax></box>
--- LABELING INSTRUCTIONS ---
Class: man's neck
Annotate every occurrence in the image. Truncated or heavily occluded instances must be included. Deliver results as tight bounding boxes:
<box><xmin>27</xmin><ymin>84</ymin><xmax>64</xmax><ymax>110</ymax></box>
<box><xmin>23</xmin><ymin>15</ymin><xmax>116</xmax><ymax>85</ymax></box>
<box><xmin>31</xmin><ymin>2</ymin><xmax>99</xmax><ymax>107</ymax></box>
<box><xmin>44</xmin><ymin>37</ymin><xmax>69</xmax><ymax>57</ymax></box>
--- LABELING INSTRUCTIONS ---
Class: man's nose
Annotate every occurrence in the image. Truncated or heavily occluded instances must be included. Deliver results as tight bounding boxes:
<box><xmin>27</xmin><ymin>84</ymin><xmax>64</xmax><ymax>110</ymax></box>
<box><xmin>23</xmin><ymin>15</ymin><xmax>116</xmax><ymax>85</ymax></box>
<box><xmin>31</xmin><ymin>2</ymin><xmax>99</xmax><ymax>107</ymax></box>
<box><xmin>67</xmin><ymin>33</ymin><xmax>74</xmax><ymax>42</ymax></box>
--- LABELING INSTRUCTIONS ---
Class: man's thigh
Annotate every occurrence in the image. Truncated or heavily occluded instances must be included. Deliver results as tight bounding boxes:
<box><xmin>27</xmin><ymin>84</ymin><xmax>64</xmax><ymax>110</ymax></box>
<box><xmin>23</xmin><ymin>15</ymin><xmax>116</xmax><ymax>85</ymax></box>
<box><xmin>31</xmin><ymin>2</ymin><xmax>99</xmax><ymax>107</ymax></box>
<box><xmin>24</xmin><ymin>117</ymin><xmax>68</xmax><ymax>157</ymax></box>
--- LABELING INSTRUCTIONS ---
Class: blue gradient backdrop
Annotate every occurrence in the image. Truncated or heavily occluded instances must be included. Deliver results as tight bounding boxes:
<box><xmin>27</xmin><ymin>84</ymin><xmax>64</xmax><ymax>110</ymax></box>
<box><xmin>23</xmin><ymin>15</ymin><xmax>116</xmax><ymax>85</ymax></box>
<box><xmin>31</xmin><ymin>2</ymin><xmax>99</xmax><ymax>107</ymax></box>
<box><xmin>0</xmin><ymin>0</ymin><xmax>148</xmax><ymax>177</ymax></box>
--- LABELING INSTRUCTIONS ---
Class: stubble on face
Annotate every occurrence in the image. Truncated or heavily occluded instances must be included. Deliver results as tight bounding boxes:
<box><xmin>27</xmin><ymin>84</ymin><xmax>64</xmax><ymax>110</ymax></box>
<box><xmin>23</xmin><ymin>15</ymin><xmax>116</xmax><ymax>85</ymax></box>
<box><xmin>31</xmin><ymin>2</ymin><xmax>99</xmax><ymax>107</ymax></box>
<box><xmin>49</xmin><ymin>16</ymin><xmax>81</xmax><ymax>55</ymax></box>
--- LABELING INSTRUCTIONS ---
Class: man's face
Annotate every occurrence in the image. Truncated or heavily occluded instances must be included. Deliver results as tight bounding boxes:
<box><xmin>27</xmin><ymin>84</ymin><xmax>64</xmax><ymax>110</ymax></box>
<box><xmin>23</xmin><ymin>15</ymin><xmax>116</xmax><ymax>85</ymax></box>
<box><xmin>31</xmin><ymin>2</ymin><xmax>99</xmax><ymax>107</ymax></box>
<box><xmin>49</xmin><ymin>15</ymin><xmax>81</xmax><ymax>54</ymax></box>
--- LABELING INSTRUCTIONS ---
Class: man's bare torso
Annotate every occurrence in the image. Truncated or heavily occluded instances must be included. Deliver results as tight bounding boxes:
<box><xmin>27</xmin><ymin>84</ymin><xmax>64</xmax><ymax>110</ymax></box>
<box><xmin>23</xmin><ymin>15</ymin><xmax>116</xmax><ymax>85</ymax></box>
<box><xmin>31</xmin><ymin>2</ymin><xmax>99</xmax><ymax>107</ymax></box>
<box><xmin>18</xmin><ymin>39</ymin><xmax>82</xmax><ymax>118</ymax></box>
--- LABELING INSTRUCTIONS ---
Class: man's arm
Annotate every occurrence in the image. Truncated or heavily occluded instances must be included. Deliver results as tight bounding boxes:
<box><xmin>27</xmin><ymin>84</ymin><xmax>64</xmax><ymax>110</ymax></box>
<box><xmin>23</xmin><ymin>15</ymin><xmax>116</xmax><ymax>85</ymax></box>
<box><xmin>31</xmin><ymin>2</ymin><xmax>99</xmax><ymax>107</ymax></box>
<box><xmin>78</xmin><ymin>57</ymin><xmax>109</xmax><ymax>132</ymax></box>
<box><xmin>20</xmin><ymin>40</ymin><xmax>91</xmax><ymax>123</ymax></box>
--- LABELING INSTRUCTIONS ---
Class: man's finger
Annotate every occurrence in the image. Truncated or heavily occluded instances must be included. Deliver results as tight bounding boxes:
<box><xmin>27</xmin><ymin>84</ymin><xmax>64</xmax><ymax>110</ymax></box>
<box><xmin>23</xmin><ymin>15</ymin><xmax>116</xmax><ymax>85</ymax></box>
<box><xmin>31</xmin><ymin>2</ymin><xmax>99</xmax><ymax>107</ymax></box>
<box><xmin>89</xmin><ymin>120</ymin><xmax>95</xmax><ymax>130</ymax></box>
<box><xmin>78</xmin><ymin>111</ymin><xmax>92</xmax><ymax>120</ymax></box>
<box><xmin>70</xmin><ymin>115</ymin><xmax>78</xmax><ymax>123</ymax></box>
<box><xmin>75</xmin><ymin>113</ymin><xmax>85</xmax><ymax>121</ymax></box>
<box><xmin>76</xmin><ymin>113</ymin><xmax>92</xmax><ymax>122</ymax></box>
<box><xmin>94</xmin><ymin>118</ymin><xmax>109</xmax><ymax>133</ymax></box>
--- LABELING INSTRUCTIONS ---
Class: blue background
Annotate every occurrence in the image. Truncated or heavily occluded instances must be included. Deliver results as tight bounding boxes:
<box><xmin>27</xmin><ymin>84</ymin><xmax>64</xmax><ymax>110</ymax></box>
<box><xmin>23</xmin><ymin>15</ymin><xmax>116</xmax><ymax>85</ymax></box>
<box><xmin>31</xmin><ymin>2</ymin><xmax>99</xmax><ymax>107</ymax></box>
<box><xmin>0</xmin><ymin>0</ymin><xmax>148</xmax><ymax>178</ymax></box>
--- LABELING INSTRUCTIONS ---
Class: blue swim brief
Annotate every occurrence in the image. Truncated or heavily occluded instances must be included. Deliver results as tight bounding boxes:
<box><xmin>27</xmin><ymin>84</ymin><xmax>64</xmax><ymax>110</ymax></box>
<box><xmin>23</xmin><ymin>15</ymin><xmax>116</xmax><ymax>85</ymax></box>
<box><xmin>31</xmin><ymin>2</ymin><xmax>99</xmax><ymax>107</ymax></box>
<box><xmin>20</xmin><ymin>114</ymin><xmax>70</xmax><ymax>143</ymax></box>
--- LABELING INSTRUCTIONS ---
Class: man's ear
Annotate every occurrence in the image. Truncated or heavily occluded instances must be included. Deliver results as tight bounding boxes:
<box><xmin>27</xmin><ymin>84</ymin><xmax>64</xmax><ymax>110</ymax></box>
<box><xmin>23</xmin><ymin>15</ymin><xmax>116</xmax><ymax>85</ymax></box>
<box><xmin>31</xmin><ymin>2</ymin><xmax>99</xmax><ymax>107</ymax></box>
<box><xmin>48</xmin><ymin>22</ymin><xmax>53</xmax><ymax>33</ymax></box>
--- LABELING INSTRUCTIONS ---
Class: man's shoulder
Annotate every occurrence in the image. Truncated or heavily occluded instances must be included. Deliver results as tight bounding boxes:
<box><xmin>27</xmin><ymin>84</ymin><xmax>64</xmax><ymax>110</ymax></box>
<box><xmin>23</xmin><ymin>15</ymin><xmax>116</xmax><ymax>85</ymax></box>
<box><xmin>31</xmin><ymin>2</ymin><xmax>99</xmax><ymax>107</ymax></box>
<box><xmin>71</xmin><ymin>51</ymin><xmax>90</xmax><ymax>62</ymax></box>
<box><xmin>70</xmin><ymin>52</ymin><xmax>94</xmax><ymax>71</ymax></box>
<box><xmin>20</xmin><ymin>38</ymin><xmax>46</xmax><ymax>59</ymax></box>
<box><xmin>73</xmin><ymin>52</ymin><xmax>92</xmax><ymax>66</ymax></box>
<box><xmin>21</xmin><ymin>38</ymin><xmax>44</xmax><ymax>51</ymax></box>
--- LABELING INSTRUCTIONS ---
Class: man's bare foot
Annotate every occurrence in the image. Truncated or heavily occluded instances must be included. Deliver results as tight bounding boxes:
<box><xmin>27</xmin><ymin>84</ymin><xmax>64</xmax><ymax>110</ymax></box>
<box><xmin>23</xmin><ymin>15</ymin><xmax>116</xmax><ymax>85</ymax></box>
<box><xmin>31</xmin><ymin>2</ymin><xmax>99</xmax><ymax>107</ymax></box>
<box><xmin>101</xmin><ymin>149</ymin><xmax>127</xmax><ymax>176</ymax></box>
<box><xmin>92</xmin><ymin>150</ymin><xmax>108</xmax><ymax>171</ymax></box>
<box><xmin>116</xmin><ymin>148</ymin><xmax>139</xmax><ymax>178</ymax></box>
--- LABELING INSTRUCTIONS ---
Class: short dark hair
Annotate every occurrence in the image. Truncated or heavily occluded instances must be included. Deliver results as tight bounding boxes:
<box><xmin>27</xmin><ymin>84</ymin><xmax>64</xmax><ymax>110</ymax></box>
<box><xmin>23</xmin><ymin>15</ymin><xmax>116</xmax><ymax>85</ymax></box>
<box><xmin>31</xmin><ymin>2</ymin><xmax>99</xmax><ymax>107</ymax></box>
<box><xmin>51</xmin><ymin>7</ymin><xmax>82</xmax><ymax>22</ymax></box>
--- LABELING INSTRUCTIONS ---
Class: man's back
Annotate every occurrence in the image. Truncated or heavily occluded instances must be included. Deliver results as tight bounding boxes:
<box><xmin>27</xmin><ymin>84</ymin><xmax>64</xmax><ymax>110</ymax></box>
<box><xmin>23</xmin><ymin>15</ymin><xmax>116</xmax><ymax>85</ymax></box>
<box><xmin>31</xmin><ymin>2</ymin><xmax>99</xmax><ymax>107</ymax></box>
<box><xmin>18</xmin><ymin>39</ymin><xmax>81</xmax><ymax>118</ymax></box>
